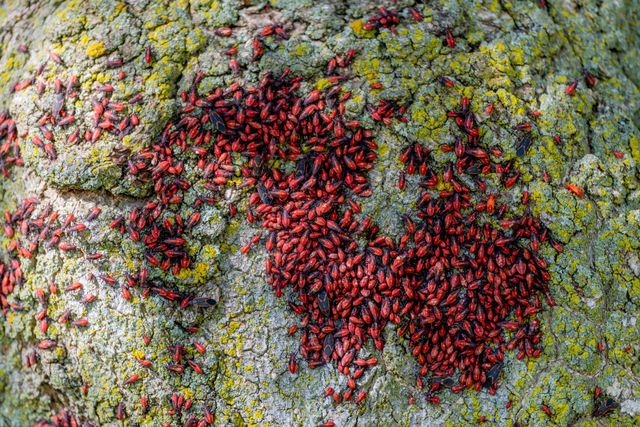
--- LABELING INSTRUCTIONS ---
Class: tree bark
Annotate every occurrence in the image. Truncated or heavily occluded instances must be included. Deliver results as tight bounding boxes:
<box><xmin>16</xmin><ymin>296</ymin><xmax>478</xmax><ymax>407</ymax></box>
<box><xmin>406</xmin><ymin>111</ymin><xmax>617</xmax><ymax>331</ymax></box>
<box><xmin>1</xmin><ymin>0</ymin><xmax>639</xmax><ymax>426</ymax></box>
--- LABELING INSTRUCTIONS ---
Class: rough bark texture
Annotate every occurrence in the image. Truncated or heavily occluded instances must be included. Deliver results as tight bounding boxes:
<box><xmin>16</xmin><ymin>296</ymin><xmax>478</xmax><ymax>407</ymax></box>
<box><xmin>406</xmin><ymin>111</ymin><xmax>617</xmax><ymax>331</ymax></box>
<box><xmin>0</xmin><ymin>0</ymin><xmax>639</xmax><ymax>426</ymax></box>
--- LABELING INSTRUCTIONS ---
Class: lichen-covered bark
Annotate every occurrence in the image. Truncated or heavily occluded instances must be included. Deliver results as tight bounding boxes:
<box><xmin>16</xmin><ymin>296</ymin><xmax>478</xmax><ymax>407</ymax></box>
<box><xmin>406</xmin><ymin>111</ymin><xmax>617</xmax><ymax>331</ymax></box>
<box><xmin>0</xmin><ymin>0</ymin><xmax>639</xmax><ymax>426</ymax></box>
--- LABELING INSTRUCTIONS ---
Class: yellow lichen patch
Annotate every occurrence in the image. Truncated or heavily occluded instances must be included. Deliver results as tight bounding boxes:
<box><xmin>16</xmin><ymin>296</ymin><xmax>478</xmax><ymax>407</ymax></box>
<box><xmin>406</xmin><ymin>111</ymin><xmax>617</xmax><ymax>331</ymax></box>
<box><xmin>410</xmin><ymin>102</ymin><xmax>447</xmax><ymax>133</ymax></box>
<box><xmin>179</xmin><ymin>388</ymin><xmax>195</xmax><ymax>400</ymax></box>
<box><xmin>55</xmin><ymin>0</ymin><xmax>83</xmax><ymax>20</ymax></box>
<box><xmin>448</xmin><ymin>59</ymin><xmax>465</xmax><ymax>75</ymax></box>
<box><xmin>186</xmin><ymin>28</ymin><xmax>207</xmax><ymax>54</ymax></box>
<box><xmin>132</xmin><ymin>349</ymin><xmax>145</xmax><ymax>360</ymax></box>
<box><xmin>0</xmin><ymin>72</ymin><xmax>10</xmax><ymax>86</ymax></box>
<box><xmin>144</xmin><ymin>65</ymin><xmax>180</xmax><ymax>100</ymax></box>
<box><xmin>228</xmin><ymin>321</ymin><xmax>240</xmax><ymax>334</ymax></box>
<box><xmin>411</xmin><ymin>27</ymin><xmax>425</xmax><ymax>42</ymax></box>
<box><xmin>509</xmin><ymin>46</ymin><xmax>526</xmax><ymax>66</ymax></box>
<box><xmin>203</xmin><ymin>244</ymin><xmax>219</xmax><ymax>259</ymax></box>
<box><xmin>495</xmin><ymin>88</ymin><xmax>525</xmax><ymax>114</ymax></box>
<box><xmin>377</xmin><ymin>143</ymin><xmax>389</xmax><ymax>158</ymax></box>
<box><xmin>353</xmin><ymin>56</ymin><xmax>381</xmax><ymax>82</ymax></box>
<box><xmin>174</xmin><ymin>261</ymin><xmax>210</xmax><ymax>284</ymax></box>
<box><xmin>292</xmin><ymin>42</ymin><xmax>310</xmax><ymax>57</ymax></box>
<box><xmin>0</xmin><ymin>54</ymin><xmax>27</xmax><ymax>85</ymax></box>
<box><xmin>314</xmin><ymin>78</ymin><xmax>335</xmax><ymax>90</ymax></box>
<box><xmin>350</xmin><ymin>19</ymin><xmax>374</xmax><ymax>38</ymax></box>
<box><xmin>247</xmin><ymin>408</ymin><xmax>264</xmax><ymax>425</ymax></box>
<box><xmin>86</xmin><ymin>41</ymin><xmax>106</xmax><ymax>58</ymax></box>
<box><xmin>114</xmin><ymin>1</ymin><xmax>127</xmax><ymax>15</ymax></box>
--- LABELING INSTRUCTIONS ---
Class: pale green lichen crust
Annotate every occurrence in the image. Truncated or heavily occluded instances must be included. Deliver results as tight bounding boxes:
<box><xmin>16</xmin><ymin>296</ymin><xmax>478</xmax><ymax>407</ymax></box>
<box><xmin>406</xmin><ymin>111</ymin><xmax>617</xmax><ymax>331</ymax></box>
<box><xmin>1</xmin><ymin>0</ymin><xmax>639</xmax><ymax>426</ymax></box>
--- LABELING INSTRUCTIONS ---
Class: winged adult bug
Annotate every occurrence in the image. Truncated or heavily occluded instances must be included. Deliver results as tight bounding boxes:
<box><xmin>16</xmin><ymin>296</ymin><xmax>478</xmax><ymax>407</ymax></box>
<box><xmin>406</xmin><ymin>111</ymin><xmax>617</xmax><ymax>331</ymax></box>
<box><xmin>439</xmin><ymin>76</ymin><xmax>456</xmax><ymax>87</ymax></box>
<box><xmin>188</xmin><ymin>297</ymin><xmax>217</xmax><ymax>308</ymax></box>
<box><xmin>516</xmin><ymin>134</ymin><xmax>533</xmax><ymax>157</ymax></box>
<box><xmin>208</xmin><ymin>111</ymin><xmax>226</xmax><ymax>132</ymax></box>
<box><xmin>484</xmin><ymin>362</ymin><xmax>503</xmax><ymax>389</ymax></box>
<box><xmin>593</xmin><ymin>397</ymin><xmax>620</xmax><ymax>417</ymax></box>
<box><xmin>317</xmin><ymin>289</ymin><xmax>330</xmax><ymax>315</ymax></box>
<box><xmin>322</xmin><ymin>334</ymin><xmax>334</xmax><ymax>363</ymax></box>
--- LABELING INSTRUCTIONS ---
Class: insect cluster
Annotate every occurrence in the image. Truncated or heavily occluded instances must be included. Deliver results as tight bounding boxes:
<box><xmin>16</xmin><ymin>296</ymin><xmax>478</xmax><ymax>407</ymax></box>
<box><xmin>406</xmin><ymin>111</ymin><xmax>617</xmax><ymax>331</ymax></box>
<box><xmin>12</xmin><ymin>53</ymin><xmax>142</xmax><ymax>162</ymax></box>
<box><xmin>93</xmin><ymin>55</ymin><xmax>561</xmax><ymax>410</ymax></box>
<box><xmin>363</xmin><ymin>7</ymin><xmax>400</xmax><ymax>33</ymax></box>
<box><xmin>1</xmin><ymin>197</ymin><xmax>105</xmax><ymax>370</ymax></box>
<box><xmin>397</xmin><ymin>99</ymin><xmax>558</xmax><ymax>397</ymax></box>
<box><xmin>0</xmin><ymin>112</ymin><xmax>20</xmax><ymax>177</ymax></box>
<box><xmin>33</xmin><ymin>409</ymin><xmax>78</xmax><ymax>427</ymax></box>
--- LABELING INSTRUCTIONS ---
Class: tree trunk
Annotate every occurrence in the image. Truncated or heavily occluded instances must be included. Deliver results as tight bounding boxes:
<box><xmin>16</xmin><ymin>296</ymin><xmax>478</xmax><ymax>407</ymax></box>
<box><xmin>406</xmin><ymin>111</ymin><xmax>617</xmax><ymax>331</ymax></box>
<box><xmin>1</xmin><ymin>0</ymin><xmax>639</xmax><ymax>426</ymax></box>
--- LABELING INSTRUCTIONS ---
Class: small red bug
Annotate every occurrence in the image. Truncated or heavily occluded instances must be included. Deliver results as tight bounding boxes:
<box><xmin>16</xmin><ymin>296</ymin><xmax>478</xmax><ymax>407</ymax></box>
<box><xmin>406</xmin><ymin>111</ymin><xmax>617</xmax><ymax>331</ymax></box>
<box><xmin>71</xmin><ymin>318</ymin><xmax>89</xmax><ymax>327</ymax></box>
<box><xmin>541</xmin><ymin>403</ymin><xmax>554</xmax><ymax>417</ymax></box>
<box><xmin>116</xmin><ymin>402</ymin><xmax>126</xmax><ymax>421</ymax></box>
<box><xmin>565</xmin><ymin>183</ymin><xmax>585</xmax><ymax>198</ymax></box>
<box><xmin>409</xmin><ymin>7</ymin><xmax>423</xmax><ymax>22</ymax></box>
<box><xmin>583</xmin><ymin>69</ymin><xmax>597</xmax><ymax>88</ymax></box>
<box><xmin>123</xmin><ymin>374</ymin><xmax>140</xmax><ymax>386</ymax></box>
<box><xmin>138</xmin><ymin>358</ymin><xmax>152</xmax><ymax>367</ymax></box>
<box><xmin>439</xmin><ymin>76</ymin><xmax>455</xmax><ymax>87</ymax></box>
<box><xmin>140</xmin><ymin>395</ymin><xmax>149</xmax><ymax>413</ymax></box>
<box><xmin>594</xmin><ymin>386</ymin><xmax>602</xmax><ymax>398</ymax></box>
<box><xmin>288</xmin><ymin>354</ymin><xmax>298</xmax><ymax>374</ymax></box>
<box><xmin>565</xmin><ymin>80</ymin><xmax>579</xmax><ymax>96</ymax></box>
<box><xmin>188</xmin><ymin>359</ymin><xmax>204</xmax><ymax>374</ymax></box>
<box><xmin>215</xmin><ymin>27</ymin><xmax>232</xmax><ymax>37</ymax></box>
<box><xmin>355</xmin><ymin>390</ymin><xmax>367</xmax><ymax>404</ymax></box>
<box><xmin>145</xmin><ymin>46</ymin><xmax>153</xmax><ymax>64</ymax></box>
<box><xmin>444</xmin><ymin>29</ymin><xmax>455</xmax><ymax>49</ymax></box>
<box><xmin>86</xmin><ymin>207</ymin><xmax>102</xmax><ymax>221</ymax></box>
